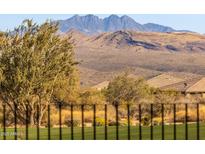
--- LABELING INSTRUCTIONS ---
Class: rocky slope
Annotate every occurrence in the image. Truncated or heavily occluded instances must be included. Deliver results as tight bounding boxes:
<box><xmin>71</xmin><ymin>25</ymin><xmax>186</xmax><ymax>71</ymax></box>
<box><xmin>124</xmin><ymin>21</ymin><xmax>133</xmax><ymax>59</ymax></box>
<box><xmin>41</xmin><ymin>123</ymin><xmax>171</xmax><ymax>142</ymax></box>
<box><xmin>65</xmin><ymin>30</ymin><xmax>205</xmax><ymax>87</ymax></box>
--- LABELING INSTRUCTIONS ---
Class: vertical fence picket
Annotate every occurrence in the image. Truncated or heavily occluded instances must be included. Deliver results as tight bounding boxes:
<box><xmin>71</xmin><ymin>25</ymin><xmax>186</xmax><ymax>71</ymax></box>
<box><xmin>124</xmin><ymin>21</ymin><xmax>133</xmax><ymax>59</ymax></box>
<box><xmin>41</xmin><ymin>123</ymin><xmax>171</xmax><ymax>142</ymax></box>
<box><xmin>150</xmin><ymin>104</ymin><xmax>153</xmax><ymax>140</ymax></box>
<box><xmin>93</xmin><ymin>104</ymin><xmax>96</xmax><ymax>140</ymax></box>
<box><xmin>3</xmin><ymin>103</ymin><xmax>6</xmax><ymax>140</ymax></box>
<box><xmin>81</xmin><ymin>105</ymin><xmax>85</xmax><ymax>140</ymax></box>
<box><xmin>48</xmin><ymin>104</ymin><xmax>51</xmax><ymax>140</ymax></box>
<box><xmin>197</xmin><ymin>103</ymin><xmax>200</xmax><ymax>140</ymax></box>
<box><xmin>59</xmin><ymin>103</ymin><xmax>62</xmax><ymax>140</ymax></box>
<box><xmin>185</xmin><ymin>103</ymin><xmax>188</xmax><ymax>140</ymax></box>
<box><xmin>70</xmin><ymin>104</ymin><xmax>74</xmax><ymax>140</ymax></box>
<box><xmin>139</xmin><ymin>104</ymin><xmax>142</xmax><ymax>140</ymax></box>
<box><xmin>173</xmin><ymin>104</ymin><xmax>176</xmax><ymax>140</ymax></box>
<box><xmin>14</xmin><ymin>103</ymin><xmax>17</xmax><ymax>140</ymax></box>
<box><xmin>161</xmin><ymin>104</ymin><xmax>164</xmax><ymax>140</ymax></box>
<box><xmin>36</xmin><ymin>104</ymin><xmax>40</xmax><ymax>140</ymax></box>
<box><xmin>127</xmin><ymin>104</ymin><xmax>131</xmax><ymax>140</ymax></box>
<box><xmin>26</xmin><ymin>104</ymin><xmax>29</xmax><ymax>140</ymax></box>
<box><xmin>115</xmin><ymin>104</ymin><xmax>119</xmax><ymax>140</ymax></box>
<box><xmin>104</xmin><ymin>104</ymin><xmax>108</xmax><ymax>140</ymax></box>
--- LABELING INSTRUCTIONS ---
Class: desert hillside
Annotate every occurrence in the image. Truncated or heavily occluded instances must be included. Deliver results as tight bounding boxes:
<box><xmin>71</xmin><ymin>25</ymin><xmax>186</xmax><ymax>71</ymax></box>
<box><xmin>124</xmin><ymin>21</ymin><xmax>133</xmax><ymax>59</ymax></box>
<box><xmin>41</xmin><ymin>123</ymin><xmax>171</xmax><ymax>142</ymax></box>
<box><xmin>65</xmin><ymin>30</ymin><xmax>205</xmax><ymax>87</ymax></box>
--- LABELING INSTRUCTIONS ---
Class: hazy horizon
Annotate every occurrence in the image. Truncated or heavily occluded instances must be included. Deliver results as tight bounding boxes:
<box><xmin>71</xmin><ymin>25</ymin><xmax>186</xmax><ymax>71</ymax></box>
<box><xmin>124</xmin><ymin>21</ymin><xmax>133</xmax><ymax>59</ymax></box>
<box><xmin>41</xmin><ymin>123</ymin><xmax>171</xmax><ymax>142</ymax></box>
<box><xmin>0</xmin><ymin>14</ymin><xmax>205</xmax><ymax>33</ymax></box>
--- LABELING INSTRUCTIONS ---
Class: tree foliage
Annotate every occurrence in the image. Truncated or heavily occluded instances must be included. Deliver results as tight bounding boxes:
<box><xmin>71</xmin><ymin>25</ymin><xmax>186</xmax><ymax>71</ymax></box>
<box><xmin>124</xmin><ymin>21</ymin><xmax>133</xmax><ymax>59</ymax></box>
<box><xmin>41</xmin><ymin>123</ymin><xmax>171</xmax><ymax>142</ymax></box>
<box><xmin>154</xmin><ymin>89</ymin><xmax>180</xmax><ymax>104</ymax></box>
<box><xmin>105</xmin><ymin>73</ymin><xmax>153</xmax><ymax>105</ymax></box>
<box><xmin>0</xmin><ymin>20</ymin><xmax>78</xmax><ymax>125</ymax></box>
<box><xmin>79</xmin><ymin>88</ymin><xmax>106</xmax><ymax>105</ymax></box>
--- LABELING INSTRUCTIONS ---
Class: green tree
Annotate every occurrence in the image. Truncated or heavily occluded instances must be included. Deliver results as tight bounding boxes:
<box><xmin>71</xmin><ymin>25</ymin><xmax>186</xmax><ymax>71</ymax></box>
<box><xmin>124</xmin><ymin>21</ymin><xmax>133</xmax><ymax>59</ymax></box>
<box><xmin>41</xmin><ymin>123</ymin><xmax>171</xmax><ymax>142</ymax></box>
<box><xmin>153</xmin><ymin>89</ymin><xmax>180</xmax><ymax>116</ymax></box>
<box><xmin>0</xmin><ymin>20</ymin><xmax>78</xmax><ymax>126</ymax></box>
<box><xmin>105</xmin><ymin>73</ymin><xmax>153</xmax><ymax>105</ymax></box>
<box><xmin>79</xmin><ymin>88</ymin><xmax>106</xmax><ymax>105</ymax></box>
<box><xmin>53</xmin><ymin>68</ymin><xmax>80</xmax><ymax>104</ymax></box>
<box><xmin>154</xmin><ymin>89</ymin><xmax>179</xmax><ymax>104</ymax></box>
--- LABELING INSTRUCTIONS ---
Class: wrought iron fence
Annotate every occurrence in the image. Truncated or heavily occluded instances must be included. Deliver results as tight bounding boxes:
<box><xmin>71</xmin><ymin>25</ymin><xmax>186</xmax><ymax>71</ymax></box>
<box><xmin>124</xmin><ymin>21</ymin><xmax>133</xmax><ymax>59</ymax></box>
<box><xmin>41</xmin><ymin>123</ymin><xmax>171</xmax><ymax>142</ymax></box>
<box><xmin>0</xmin><ymin>102</ymin><xmax>204</xmax><ymax>140</ymax></box>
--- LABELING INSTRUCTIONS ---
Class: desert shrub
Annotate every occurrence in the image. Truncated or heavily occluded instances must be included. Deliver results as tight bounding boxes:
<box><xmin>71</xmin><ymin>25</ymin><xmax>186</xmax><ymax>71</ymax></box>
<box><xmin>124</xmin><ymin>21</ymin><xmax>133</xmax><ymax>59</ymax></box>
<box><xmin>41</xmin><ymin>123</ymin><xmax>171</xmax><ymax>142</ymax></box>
<box><xmin>79</xmin><ymin>88</ymin><xmax>106</xmax><ymax>105</ymax></box>
<box><xmin>165</xmin><ymin>105</ymin><xmax>205</xmax><ymax>123</ymax></box>
<box><xmin>108</xmin><ymin>120</ymin><xmax>116</xmax><ymax>126</ymax></box>
<box><xmin>50</xmin><ymin>113</ymin><xmax>59</xmax><ymax>127</ymax></box>
<box><xmin>141</xmin><ymin>114</ymin><xmax>151</xmax><ymax>126</ymax></box>
<box><xmin>119</xmin><ymin>119</ymin><xmax>128</xmax><ymax>126</ymax></box>
<box><xmin>199</xmin><ymin>106</ymin><xmax>205</xmax><ymax>121</ymax></box>
<box><xmin>153</xmin><ymin>117</ymin><xmax>162</xmax><ymax>125</ymax></box>
<box><xmin>65</xmin><ymin>119</ymin><xmax>81</xmax><ymax>127</ymax></box>
<box><xmin>175</xmin><ymin>111</ymin><xmax>186</xmax><ymax>122</ymax></box>
<box><xmin>84</xmin><ymin>117</ymin><xmax>93</xmax><ymax>123</ymax></box>
<box><xmin>175</xmin><ymin>110</ymin><xmax>198</xmax><ymax>122</ymax></box>
<box><xmin>154</xmin><ymin>89</ymin><xmax>180</xmax><ymax>104</ymax></box>
<box><xmin>101</xmin><ymin>118</ymin><xmax>134</xmax><ymax>126</ymax></box>
<box><xmin>95</xmin><ymin>118</ymin><xmax>105</xmax><ymax>126</ymax></box>
<box><xmin>105</xmin><ymin>73</ymin><xmax>153</xmax><ymax>105</ymax></box>
<box><xmin>49</xmin><ymin>108</ymin><xmax>71</xmax><ymax>127</ymax></box>
<box><xmin>0</xmin><ymin>114</ymin><xmax>2</xmax><ymax>125</ymax></box>
<box><xmin>108</xmin><ymin>119</ymin><xmax>129</xmax><ymax>126</ymax></box>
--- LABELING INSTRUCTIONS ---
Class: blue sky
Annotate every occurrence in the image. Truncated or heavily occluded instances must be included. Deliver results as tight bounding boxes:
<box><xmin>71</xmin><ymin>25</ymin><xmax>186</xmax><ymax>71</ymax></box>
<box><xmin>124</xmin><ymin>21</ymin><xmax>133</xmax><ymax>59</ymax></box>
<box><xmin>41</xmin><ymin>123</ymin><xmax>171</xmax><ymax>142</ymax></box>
<box><xmin>0</xmin><ymin>14</ymin><xmax>205</xmax><ymax>33</ymax></box>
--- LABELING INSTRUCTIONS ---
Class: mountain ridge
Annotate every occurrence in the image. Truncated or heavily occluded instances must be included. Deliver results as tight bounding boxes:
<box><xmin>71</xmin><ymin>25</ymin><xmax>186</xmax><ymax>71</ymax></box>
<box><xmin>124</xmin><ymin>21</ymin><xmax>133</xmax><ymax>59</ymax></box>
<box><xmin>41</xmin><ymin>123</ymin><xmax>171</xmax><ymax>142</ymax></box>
<box><xmin>67</xmin><ymin>29</ymin><xmax>205</xmax><ymax>52</ymax></box>
<box><xmin>58</xmin><ymin>14</ymin><xmax>192</xmax><ymax>34</ymax></box>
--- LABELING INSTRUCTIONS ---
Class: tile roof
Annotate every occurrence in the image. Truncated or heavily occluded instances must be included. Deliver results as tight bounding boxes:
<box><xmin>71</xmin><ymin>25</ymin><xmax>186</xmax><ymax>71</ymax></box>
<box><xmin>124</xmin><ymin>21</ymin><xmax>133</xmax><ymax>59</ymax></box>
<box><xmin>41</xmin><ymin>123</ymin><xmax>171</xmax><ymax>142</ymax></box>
<box><xmin>161</xmin><ymin>77</ymin><xmax>202</xmax><ymax>92</ymax></box>
<box><xmin>147</xmin><ymin>74</ymin><xmax>185</xmax><ymax>88</ymax></box>
<box><xmin>91</xmin><ymin>81</ymin><xmax>109</xmax><ymax>90</ymax></box>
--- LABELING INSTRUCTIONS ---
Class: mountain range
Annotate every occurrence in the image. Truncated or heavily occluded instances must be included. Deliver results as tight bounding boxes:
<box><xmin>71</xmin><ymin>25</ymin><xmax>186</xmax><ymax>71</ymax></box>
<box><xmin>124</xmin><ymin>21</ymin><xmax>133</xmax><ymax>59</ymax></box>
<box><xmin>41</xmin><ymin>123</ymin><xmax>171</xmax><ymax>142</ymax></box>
<box><xmin>64</xmin><ymin>29</ymin><xmax>205</xmax><ymax>86</ymax></box>
<box><xmin>56</xmin><ymin>15</ymin><xmax>205</xmax><ymax>87</ymax></box>
<box><xmin>58</xmin><ymin>14</ymin><xmax>191</xmax><ymax>34</ymax></box>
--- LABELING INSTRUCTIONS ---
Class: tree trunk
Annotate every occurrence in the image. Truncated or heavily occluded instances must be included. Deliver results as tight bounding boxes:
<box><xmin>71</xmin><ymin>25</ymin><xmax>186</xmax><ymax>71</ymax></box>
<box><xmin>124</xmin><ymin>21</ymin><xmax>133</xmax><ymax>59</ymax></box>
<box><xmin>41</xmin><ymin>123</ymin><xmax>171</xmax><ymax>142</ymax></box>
<box><xmin>39</xmin><ymin>114</ymin><xmax>43</xmax><ymax>127</ymax></box>
<box><xmin>38</xmin><ymin>105</ymin><xmax>47</xmax><ymax>127</ymax></box>
<box><xmin>30</xmin><ymin>110</ymin><xmax>35</xmax><ymax>126</ymax></box>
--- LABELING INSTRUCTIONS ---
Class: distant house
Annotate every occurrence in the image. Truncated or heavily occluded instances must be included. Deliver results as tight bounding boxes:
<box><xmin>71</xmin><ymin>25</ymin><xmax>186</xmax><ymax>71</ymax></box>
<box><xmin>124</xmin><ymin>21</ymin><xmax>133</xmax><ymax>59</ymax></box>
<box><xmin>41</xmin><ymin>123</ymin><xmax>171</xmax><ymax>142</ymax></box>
<box><xmin>91</xmin><ymin>74</ymin><xmax>205</xmax><ymax>103</ymax></box>
<box><xmin>127</xmin><ymin>74</ymin><xmax>140</xmax><ymax>79</ymax></box>
<box><xmin>155</xmin><ymin>76</ymin><xmax>205</xmax><ymax>99</ymax></box>
<box><xmin>161</xmin><ymin>77</ymin><xmax>200</xmax><ymax>93</ymax></box>
<box><xmin>186</xmin><ymin>77</ymin><xmax>205</xmax><ymax>96</ymax></box>
<box><xmin>91</xmin><ymin>81</ymin><xmax>110</xmax><ymax>91</ymax></box>
<box><xmin>91</xmin><ymin>74</ymin><xmax>140</xmax><ymax>91</ymax></box>
<box><xmin>147</xmin><ymin>74</ymin><xmax>205</xmax><ymax>102</ymax></box>
<box><xmin>147</xmin><ymin>74</ymin><xmax>185</xmax><ymax>89</ymax></box>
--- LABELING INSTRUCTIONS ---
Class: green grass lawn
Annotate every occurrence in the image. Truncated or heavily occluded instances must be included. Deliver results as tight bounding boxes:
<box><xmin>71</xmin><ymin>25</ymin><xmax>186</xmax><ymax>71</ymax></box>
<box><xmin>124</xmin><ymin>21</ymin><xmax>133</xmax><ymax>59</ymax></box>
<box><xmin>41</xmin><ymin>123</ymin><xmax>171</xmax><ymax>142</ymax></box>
<box><xmin>1</xmin><ymin>123</ymin><xmax>205</xmax><ymax>140</ymax></box>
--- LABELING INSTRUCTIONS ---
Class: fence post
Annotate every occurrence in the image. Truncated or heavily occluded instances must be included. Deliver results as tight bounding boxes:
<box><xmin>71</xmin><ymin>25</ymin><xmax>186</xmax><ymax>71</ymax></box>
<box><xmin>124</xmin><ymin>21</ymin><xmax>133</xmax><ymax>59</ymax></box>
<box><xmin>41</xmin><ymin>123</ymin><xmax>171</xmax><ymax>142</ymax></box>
<box><xmin>3</xmin><ymin>103</ymin><xmax>6</xmax><ymax>140</ymax></box>
<box><xmin>81</xmin><ymin>104</ymin><xmax>85</xmax><ymax>140</ymax></box>
<box><xmin>36</xmin><ymin>104</ymin><xmax>40</xmax><ymax>140</ymax></box>
<box><xmin>26</xmin><ymin>104</ymin><xmax>29</xmax><ymax>140</ymax></box>
<box><xmin>59</xmin><ymin>102</ymin><xmax>62</xmax><ymax>140</ymax></box>
<box><xmin>104</xmin><ymin>104</ymin><xmax>108</xmax><ymax>140</ymax></box>
<box><xmin>173</xmin><ymin>104</ymin><xmax>176</xmax><ymax>140</ymax></box>
<box><xmin>197</xmin><ymin>103</ymin><xmax>200</xmax><ymax>140</ymax></box>
<box><xmin>139</xmin><ymin>104</ymin><xmax>142</xmax><ymax>140</ymax></box>
<box><xmin>70</xmin><ymin>104</ymin><xmax>74</xmax><ymax>140</ymax></box>
<box><xmin>115</xmin><ymin>104</ymin><xmax>119</xmax><ymax>140</ymax></box>
<box><xmin>161</xmin><ymin>104</ymin><xmax>164</xmax><ymax>140</ymax></box>
<box><xmin>127</xmin><ymin>104</ymin><xmax>131</xmax><ymax>140</ymax></box>
<box><xmin>14</xmin><ymin>103</ymin><xmax>17</xmax><ymax>140</ymax></box>
<box><xmin>185</xmin><ymin>103</ymin><xmax>188</xmax><ymax>140</ymax></box>
<box><xmin>48</xmin><ymin>104</ymin><xmax>51</xmax><ymax>140</ymax></box>
<box><xmin>93</xmin><ymin>104</ymin><xmax>96</xmax><ymax>140</ymax></box>
<box><xmin>150</xmin><ymin>104</ymin><xmax>153</xmax><ymax>140</ymax></box>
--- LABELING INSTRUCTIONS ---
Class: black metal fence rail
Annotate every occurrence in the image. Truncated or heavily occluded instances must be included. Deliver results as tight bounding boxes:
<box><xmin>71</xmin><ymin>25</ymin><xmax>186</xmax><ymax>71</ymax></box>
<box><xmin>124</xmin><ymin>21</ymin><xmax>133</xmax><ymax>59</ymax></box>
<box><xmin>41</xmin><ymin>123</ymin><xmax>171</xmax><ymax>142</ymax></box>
<box><xmin>0</xmin><ymin>102</ymin><xmax>205</xmax><ymax>140</ymax></box>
